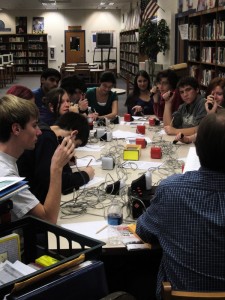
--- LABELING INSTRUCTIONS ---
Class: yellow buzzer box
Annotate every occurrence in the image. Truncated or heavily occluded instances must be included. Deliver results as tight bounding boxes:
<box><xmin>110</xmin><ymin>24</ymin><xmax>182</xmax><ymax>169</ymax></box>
<box><xmin>35</xmin><ymin>255</ymin><xmax>59</xmax><ymax>267</ymax></box>
<box><xmin>123</xmin><ymin>144</ymin><xmax>141</xmax><ymax>161</ymax></box>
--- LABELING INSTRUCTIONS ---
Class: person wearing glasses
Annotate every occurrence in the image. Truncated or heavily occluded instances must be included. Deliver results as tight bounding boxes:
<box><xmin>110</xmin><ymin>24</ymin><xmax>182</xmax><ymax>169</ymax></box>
<box><xmin>163</xmin><ymin>76</ymin><xmax>207</xmax><ymax>136</ymax></box>
<box><xmin>86</xmin><ymin>71</ymin><xmax>118</xmax><ymax>120</ymax></box>
<box><xmin>151</xmin><ymin>69</ymin><xmax>183</xmax><ymax>121</ymax></box>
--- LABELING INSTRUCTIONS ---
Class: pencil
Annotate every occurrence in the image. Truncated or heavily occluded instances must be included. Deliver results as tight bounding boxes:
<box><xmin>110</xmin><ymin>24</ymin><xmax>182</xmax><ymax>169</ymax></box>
<box><xmin>86</xmin><ymin>158</ymin><xmax>92</xmax><ymax>167</ymax></box>
<box><xmin>96</xmin><ymin>224</ymin><xmax>108</xmax><ymax>234</ymax></box>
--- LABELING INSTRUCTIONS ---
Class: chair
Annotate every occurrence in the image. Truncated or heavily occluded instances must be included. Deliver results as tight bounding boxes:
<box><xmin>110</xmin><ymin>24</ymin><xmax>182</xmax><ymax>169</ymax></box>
<box><xmin>162</xmin><ymin>282</ymin><xmax>225</xmax><ymax>300</ymax></box>
<box><xmin>75</xmin><ymin>68</ymin><xmax>91</xmax><ymax>83</ymax></box>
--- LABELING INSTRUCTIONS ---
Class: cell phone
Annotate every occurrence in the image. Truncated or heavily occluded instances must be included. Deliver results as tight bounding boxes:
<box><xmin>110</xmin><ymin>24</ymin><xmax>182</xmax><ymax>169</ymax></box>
<box><xmin>169</xmin><ymin>91</ymin><xmax>173</xmax><ymax>97</ymax></box>
<box><xmin>208</xmin><ymin>102</ymin><xmax>213</xmax><ymax>110</ymax></box>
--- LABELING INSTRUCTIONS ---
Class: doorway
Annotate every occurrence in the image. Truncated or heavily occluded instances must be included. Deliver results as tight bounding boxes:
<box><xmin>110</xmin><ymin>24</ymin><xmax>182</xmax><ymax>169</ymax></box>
<box><xmin>65</xmin><ymin>30</ymin><xmax>85</xmax><ymax>64</ymax></box>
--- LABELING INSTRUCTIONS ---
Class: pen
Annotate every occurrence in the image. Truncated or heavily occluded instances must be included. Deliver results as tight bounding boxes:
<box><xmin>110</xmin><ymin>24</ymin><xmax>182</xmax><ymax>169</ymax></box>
<box><xmin>86</xmin><ymin>158</ymin><xmax>92</xmax><ymax>167</ymax></box>
<box><xmin>96</xmin><ymin>224</ymin><xmax>108</xmax><ymax>234</ymax></box>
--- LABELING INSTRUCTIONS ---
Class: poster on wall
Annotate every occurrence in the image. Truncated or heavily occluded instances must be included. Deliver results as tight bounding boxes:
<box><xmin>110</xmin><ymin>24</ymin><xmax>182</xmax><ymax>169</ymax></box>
<box><xmin>197</xmin><ymin>0</ymin><xmax>207</xmax><ymax>11</ymax></box>
<box><xmin>16</xmin><ymin>17</ymin><xmax>27</xmax><ymax>34</ymax></box>
<box><xmin>207</xmin><ymin>0</ymin><xmax>216</xmax><ymax>9</ymax></box>
<box><xmin>32</xmin><ymin>17</ymin><xmax>44</xmax><ymax>34</ymax></box>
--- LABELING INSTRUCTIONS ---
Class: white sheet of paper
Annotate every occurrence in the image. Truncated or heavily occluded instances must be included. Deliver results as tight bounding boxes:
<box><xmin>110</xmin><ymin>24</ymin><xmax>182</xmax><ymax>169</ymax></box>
<box><xmin>61</xmin><ymin>220</ymin><xmax>108</xmax><ymax>241</ymax></box>
<box><xmin>76</xmin><ymin>145</ymin><xmax>105</xmax><ymax>152</ymax></box>
<box><xmin>112</xmin><ymin>130</ymin><xmax>145</xmax><ymax>139</ymax></box>
<box><xmin>122</xmin><ymin>161</ymin><xmax>162</xmax><ymax>170</ymax></box>
<box><xmin>183</xmin><ymin>147</ymin><xmax>200</xmax><ymax>173</ymax></box>
<box><xmin>80</xmin><ymin>176</ymin><xmax>105</xmax><ymax>189</ymax></box>
<box><xmin>74</xmin><ymin>158</ymin><xmax>102</xmax><ymax>168</ymax></box>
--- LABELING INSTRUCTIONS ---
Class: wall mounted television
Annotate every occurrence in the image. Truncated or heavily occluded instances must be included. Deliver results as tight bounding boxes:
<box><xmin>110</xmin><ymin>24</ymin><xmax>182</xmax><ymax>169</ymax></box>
<box><xmin>2</xmin><ymin>54</ymin><xmax>10</xmax><ymax>65</ymax></box>
<box><xmin>96</xmin><ymin>32</ymin><xmax>113</xmax><ymax>48</ymax></box>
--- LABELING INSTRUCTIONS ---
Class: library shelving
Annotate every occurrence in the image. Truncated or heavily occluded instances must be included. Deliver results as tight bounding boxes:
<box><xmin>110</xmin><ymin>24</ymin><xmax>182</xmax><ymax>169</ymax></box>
<box><xmin>0</xmin><ymin>34</ymin><xmax>48</xmax><ymax>74</ymax></box>
<box><xmin>175</xmin><ymin>5</ymin><xmax>225</xmax><ymax>88</ymax></box>
<box><xmin>120</xmin><ymin>29</ymin><xmax>146</xmax><ymax>84</ymax></box>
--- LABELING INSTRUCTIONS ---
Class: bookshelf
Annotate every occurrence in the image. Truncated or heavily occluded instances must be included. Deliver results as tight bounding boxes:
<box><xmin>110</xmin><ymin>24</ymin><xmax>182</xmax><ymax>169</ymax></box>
<box><xmin>176</xmin><ymin>5</ymin><xmax>225</xmax><ymax>89</ymax></box>
<box><xmin>0</xmin><ymin>34</ymin><xmax>48</xmax><ymax>74</ymax></box>
<box><xmin>120</xmin><ymin>29</ymin><xmax>146</xmax><ymax>84</ymax></box>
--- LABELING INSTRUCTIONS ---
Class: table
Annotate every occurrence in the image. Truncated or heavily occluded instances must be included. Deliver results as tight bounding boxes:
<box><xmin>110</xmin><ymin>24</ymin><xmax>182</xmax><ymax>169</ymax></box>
<box><xmin>90</xmin><ymin>68</ymin><xmax>104</xmax><ymax>82</ymax></box>
<box><xmin>51</xmin><ymin>121</ymin><xmax>192</xmax><ymax>299</ymax></box>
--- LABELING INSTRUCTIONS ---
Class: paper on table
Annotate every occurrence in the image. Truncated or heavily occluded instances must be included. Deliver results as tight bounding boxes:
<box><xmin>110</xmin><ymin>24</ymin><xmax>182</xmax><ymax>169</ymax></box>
<box><xmin>112</xmin><ymin>130</ymin><xmax>145</xmax><ymax>139</ymax></box>
<box><xmin>80</xmin><ymin>176</ymin><xmax>105</xmax><ymax>189</ymax></box>
<box><xmin>72</xmin><ymin>158</ymin><xmax>102</xmax><ymax>168</ymax></box>
<box><xmin>122</xmin><ymin>161</ymin><xmax>162</xmax><ymax>170</ymax></box>
<box><xmin>76</xmin><ymin>145</ymin><xmax>105</xmax><ymax>152</ymax></box>
<box><xmin>61</xmin><ymin>220</ymin><xmax>108</xmax><ymax>241</ymax></box>
<box><xmin>125</xmin><ymin>137</ymin><xmax>152</xmax><ymax>144</ymax></box>
<box><xmin>183</xmin><ymin>147</ymin><xmax>200</xmax><ymax>173</ymax></box>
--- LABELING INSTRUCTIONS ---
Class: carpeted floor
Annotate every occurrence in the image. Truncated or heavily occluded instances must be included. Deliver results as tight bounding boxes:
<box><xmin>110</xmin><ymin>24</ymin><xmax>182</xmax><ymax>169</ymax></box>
<box><xmin>0</xmin><ymin>74</ymin><xmax>128</xmax><ymax>116</ymax></box>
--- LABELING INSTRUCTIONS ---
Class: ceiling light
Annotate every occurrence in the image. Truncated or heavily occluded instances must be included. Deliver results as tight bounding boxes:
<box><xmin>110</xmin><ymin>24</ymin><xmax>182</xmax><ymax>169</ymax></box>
<box><xmin>108</xmin><ymin>2</ymin><xmax>114</xmax><ymax>5</ymax></box>
<box><xmin>100</xmin><ymin>2</ymin><xmax>106</xmax><ymax>5</ymax></box>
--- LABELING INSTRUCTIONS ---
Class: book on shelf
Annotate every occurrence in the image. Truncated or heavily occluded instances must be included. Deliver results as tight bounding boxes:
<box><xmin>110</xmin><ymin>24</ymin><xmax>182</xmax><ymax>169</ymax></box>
<box><xmin>0</xmin><ymin>177</ymin><xmax>29</xmax><ymax>201</ymax></box>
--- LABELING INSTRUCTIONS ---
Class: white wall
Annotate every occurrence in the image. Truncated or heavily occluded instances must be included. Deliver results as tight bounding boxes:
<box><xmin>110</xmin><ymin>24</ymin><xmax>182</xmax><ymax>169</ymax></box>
<box><xmin>0</xmin><ymin>9</ymin><xmax>121</xmax><ymax>71</ymax></box>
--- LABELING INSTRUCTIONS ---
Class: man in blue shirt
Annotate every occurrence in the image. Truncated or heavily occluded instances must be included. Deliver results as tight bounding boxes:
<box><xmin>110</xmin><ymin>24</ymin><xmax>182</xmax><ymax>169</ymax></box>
<box><xmin>32</xmin><ymin>68</ymin><xmax>61</xmax><ymax>109</ymax></box>
<box><xmin>136</xmin><ymin>110</ymin><xmax>225</xmax><ymax>298</ymax></box>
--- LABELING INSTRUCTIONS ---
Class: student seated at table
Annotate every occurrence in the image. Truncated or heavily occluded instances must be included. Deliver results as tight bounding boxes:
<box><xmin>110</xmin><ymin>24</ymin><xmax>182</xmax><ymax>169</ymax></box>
<box><xmin>125</xmin><ymin>70</ymin><xmax>154</xmax><ymax>116</ymax></box>
<box><xmin>0</xmin><ymin>95</ymin><xmax>74</xmax><ymax>223</ymax></box>
<box><xmin>60</xmin><ymin>74</ymin><xmax>88</xmax><ymax>113</ymax></box>
<box><xmin>174</xmin><ymin>76</ymin><xmax>225</xmax><ymax>144</ymax></box>
<box><xmin>152</xmin><ymin>69</ymin><xmax>183</xmax><ymax>121</ymax></box>
<box><xmin>86</xmin><ymin>71</ymin><xmax>118</xmax><ymax>120</ymax></box>
<box><xmin>136</xmin><ymin>110</ymin><xmax>225</xmax><ymax>298</ymax></box>
<box><xmin>17</xmin><ymin>112</ymin><xmax>95</xmax><ymax>204</ymax></box>
<box><xmin>32</xmin><ymin>68</ymin><xmax>61</xmax><ymax>109</ymax></box>
<box><xmin>163</xmin><ymin>76</ymin><xmax>207</xmax><ymax>136</ymax></box>
<box><xmin>7</xmin><ymin>85</ymin><xmax>35</xmax><ymax>102</ymax></box>
<box><xmin>39</xmin><ymin>87</ymin><xmax>71</xmax><ymax>125</ymax></box>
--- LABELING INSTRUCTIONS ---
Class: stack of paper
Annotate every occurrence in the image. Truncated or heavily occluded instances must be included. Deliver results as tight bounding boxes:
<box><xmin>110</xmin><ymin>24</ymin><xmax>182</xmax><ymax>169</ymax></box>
<box><xmin>0</xmin><ymin>177</ymin><xmax>29</xmax><ymax>201</ymax></box>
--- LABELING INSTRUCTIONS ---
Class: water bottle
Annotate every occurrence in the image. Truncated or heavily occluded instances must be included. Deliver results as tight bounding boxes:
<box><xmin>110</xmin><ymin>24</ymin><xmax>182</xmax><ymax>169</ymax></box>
<box><xmin>145</xmin><ymin>170</ymin><xmax>152</xmax><ymax>190</ymax></box>
<box><xmin>107</xmin><ymin>199</ymin><xmax>123</xmax><ymax>245</ymax></box>
<box><xmin>87</xmin><ymin>106</ymin><xmax>94</xmax><ymax>130</ymax></box>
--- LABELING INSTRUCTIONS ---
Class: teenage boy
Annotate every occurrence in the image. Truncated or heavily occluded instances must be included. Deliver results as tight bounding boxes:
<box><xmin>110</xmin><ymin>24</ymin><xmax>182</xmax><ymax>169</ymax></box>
<box><xmin>163</xmin><ymin>76</ymin><xmax>207</xmax><ymax>136</ymax></box>
<box><xmin>0</xmin><ymin>95</ymin><xmax>75</xmax><ymax>223</ymax></box>
<box><xmin>33</xmin><ymin>68</ymin><xmax>61</xmax><ymax>109</ymax></box>
<box><xmin>17</xmin><ymin>112</ymin><xmax>95</xmax><ymax>203</ymax></box>
<box><xmin>136</xmin><ymin>111</ymin><xmax>225</xmax><ymax>298</ymax></box>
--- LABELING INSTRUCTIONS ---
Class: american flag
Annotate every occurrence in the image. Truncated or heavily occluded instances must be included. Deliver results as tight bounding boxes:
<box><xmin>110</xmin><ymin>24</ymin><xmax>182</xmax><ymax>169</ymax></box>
<box><xmin>141</xmin><ymin>0</ymin><xmax>159</xmax><ymax>24</ymax></box>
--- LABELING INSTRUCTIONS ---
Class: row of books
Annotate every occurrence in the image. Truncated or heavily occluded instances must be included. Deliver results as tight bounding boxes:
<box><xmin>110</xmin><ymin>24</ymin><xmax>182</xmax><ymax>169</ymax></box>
<box><xmin>189</xmin><ymin>20</ymin><xmax>225</xmax><ymax>40</ymax></box>
<box><xmin>120</xmin><ymin>32</ymin><xmax>139</xmax><ymax>43</ymax></box>
<box><xmin>188</xmin><ymin>46</ymin><xmax>225</xmax><ymax>65</ymax></box>
<box><xmin>120</xmin><ymin>43</ymin><xmax>139</xmax><ymax>53</ymax></box>
<box><xmin>189</xmin><ymin>65</ymin><xmax>225</xmax><ymax>86</ymax></box>
<box><xmin>120</xmin><ymin>53</ymin><xmax>139</xmax><ymax>64</ymax></box>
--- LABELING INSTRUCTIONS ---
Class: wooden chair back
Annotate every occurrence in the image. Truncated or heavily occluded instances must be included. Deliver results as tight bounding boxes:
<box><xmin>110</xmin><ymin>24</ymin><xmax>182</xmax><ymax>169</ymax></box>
<box><xmin>162</xmin><ymin>282</ymin><xmax>225</xmax><ymax>300</ymax></box>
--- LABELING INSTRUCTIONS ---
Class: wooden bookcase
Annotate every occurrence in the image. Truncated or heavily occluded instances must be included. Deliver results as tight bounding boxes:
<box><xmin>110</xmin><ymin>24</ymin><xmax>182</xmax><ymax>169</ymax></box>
<box><xmin>120</xmin><ymin>29</ymin><xmax>146</xmax><ymax>84</ymax></box>
<box><xmin>0</xmin><ymin>34</ymin><xmax>48</xmax><ymax>74</ymax></box>
<box><xmin>175</xmin><ymin>5</ymin><xmax>225</xmax><ymax>89</ymax></box>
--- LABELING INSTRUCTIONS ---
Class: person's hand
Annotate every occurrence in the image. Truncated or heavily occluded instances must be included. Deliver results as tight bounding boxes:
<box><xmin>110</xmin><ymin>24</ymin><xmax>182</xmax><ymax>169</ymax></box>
<box><xmin>78</xmin><ymin>98</ymin><xmax>88</xmax><ymax>112</ymax></box>
<box><xmin>164</xmin><ymin>125</ymin><xmax>177</xmax><ymax>135</ymax></box>
<box><xmin>132</xmin><ymin>105</ymin><xmax>143</xmax><ymax>115</ymax></box>
<box><xmin>150</xmin><ymin>85</ymin><xmax>158</xmax><ymax>95</ymax></box>
<box><xmin>51</xmin><ymin>136</ymin><xmax>75</xmax><ymax>171</ymax></box>
<box><xmin>162</xmin><ymin>90</ymin><xmax>174</xmax><ymax>103</ymax></box>
<box><xmin>205</xmin><ymin>95</ymin><xmax>218</xmax><ymax>114</ymax></box>
<box><xmin>69</xmin><ymin>104</ymin><xmax>79</xmax><ymax>113</ymax></box>
<box><xmin>84</xmin><ymin>166</ymin><xmax>95</xmax><ymax>180</ymax></box>
<box><xmin>173</xmin><ymin>132</ymin><xmax>192</xmax><ymax>144</ymax></box>
<box><xmin>92</xmin><ymin>112</ymin><xmax>99</xmax><ymax>120</ymax></box>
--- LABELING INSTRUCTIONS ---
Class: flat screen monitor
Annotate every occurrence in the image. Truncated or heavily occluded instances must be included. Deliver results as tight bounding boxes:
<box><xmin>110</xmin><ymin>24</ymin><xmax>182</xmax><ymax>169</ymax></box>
<box><xmin>96</xmin><ymin>33</ymin><xmax>113</xmax><ymax>48</ymax></box>
<box><xmin>9</xmin><ymin>53</ymin><xmax>13</xmax><ymax>63</ymax></box>
<box><xmin>2</xmin><ymin>54</ymin><xmax>10</xmax><ymax>65</ymax></box>
<box><xmin>0</xmin><ymin>56</ymin><xmax>3</xmax><ymax>67</ymax></box>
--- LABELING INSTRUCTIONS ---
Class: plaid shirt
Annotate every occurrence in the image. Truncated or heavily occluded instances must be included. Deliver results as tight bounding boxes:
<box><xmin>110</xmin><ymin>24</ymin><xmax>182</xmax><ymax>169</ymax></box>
<box><xmin>136</xmin><ymin>167</ymin><xmax>225</xmax><ymax>298</ymax></box>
